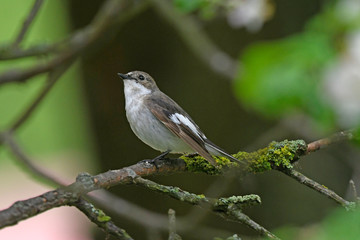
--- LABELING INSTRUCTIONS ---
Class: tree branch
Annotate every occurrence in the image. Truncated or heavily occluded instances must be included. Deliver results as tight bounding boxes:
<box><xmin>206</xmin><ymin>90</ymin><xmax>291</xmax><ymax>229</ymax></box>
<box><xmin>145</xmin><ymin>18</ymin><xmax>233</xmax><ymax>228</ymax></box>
<box><xmin>0</xmin><ymin>0</ymin><xmax>127</xmax><ymax>85</ymax></box>
<box><xmin>0</xmin><ymin>187</ymin><xmax>74</xmax><ymax>228</ymax></box>
<box><xmin>168</xmin><ymin>209</ymin><xmax>182</xmax><ymax>240</ymax></box>
<box><xmin>216</xmin><ymin>207</ymin><xmax>279</xmax><ymax>240</ymax></box>
<box><xmin>2</xmin><ymin>131</ymin><xmax>194</xmax><ymax>237</ymax></box>
<box><xmin>133</xmin><ymin>176</ymin><xmax>277</xmax><ymax>238</ymax></box>
<box><xmin>0</xmin><ymin>44</ymin><xmax>56</xmax><ymax>60</ymax></box>
<box><xmin>0</xmin><ymin>159</ymin><xmax>185</xmax><ymax>229</ymax></box>
<box><xmin>0</xmin><ymin>161</ymin><xmax>272</xmax><ymax>237</ymax></box>
<box><xmin>9</xmin><ymin>61</ymin><xmax>73</xmax><ymax>132</ymax></box>
<box><xmin>12</xmin><ymin>0</ymin><xmax>44</xmax><ymax>48</ymax></box>
<box><xmin>0</xmin><ymin>129</ymin><xmax>357</xmax><ymax>237</ymax></box>
<box><xmin>280</xmin><ymin>168</ymin><xmax>354</xmax><ymax>209</ymax></box>
<box><xmin>349</xmin><ymin>180</ymin><xmax>360</xmax><ymax>202</ymax></box>
<box><xmin>306</xmin><ymin>129</ymin><xmax>357</xmax><ymax>154</ymax></box>
<box><xmin>0</xmin><ymin>1</ymin><xmax>150</xmax><ymax>61</ymax></box>
<box><xmin>71</xmin><ymin>197</ymin><xmax>133</xmax><ymax>240</ymax></box>
<box><xmin>91</xmin><ymin>190</ymin><xmax>238</xmax><ymax>238</ymax></box>
<box><xmin>0</xmin><ymin>131</ymin><xmax>252</xmax><ymax>238</ymax></box>
<box><xmin>0</xmin><ymin>131</ymin><xmax>67</xmax><ymax>186</ymax></box>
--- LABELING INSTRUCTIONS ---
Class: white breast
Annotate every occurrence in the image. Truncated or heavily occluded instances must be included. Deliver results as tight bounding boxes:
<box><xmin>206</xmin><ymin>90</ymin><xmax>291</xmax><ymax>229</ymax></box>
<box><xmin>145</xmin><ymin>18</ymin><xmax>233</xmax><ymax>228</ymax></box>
<box><xmin>123</xmin><ymin>80</ymin><xmax>193</xmax><ymax>153</ymax></box>
<box><xmin>124</xmin><ymin>80</ymin><xmax>151</xmax><ymax>111</ymax></box>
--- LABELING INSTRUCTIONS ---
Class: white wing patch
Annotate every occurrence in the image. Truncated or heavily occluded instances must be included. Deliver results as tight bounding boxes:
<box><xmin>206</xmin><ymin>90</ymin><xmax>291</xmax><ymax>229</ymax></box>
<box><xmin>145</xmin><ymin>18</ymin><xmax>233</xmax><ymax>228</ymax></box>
<box><xmin>169</xmin><ymin>113</ymin><xmax>206</xmax><ymax>139</ymax></box>
<box><xmin>169</xmin><ymin>114</ymin><xmax>181</xmax><ymax>124</ymax></box>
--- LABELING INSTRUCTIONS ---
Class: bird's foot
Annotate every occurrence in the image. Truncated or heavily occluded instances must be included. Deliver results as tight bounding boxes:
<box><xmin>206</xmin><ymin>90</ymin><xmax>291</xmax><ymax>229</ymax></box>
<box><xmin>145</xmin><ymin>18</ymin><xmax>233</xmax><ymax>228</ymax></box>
<box><xmin>185</xmin><ymin>153</ymin><xmax>199</xmax><ymax>158</ymax></box>
<box><xmin>140</xmin><ymin>150</ymin><xmax>171</xmax><ymax>169</ymax></box>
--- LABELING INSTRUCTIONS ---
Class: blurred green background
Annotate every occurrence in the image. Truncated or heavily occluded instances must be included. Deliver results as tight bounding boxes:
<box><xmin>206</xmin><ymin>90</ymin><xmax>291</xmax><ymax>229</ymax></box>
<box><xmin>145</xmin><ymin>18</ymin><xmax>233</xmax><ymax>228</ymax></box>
<box><xmin>1</xmin><ymin>0</ymin><xmax>360</xmax><ymax>239</ymax></box>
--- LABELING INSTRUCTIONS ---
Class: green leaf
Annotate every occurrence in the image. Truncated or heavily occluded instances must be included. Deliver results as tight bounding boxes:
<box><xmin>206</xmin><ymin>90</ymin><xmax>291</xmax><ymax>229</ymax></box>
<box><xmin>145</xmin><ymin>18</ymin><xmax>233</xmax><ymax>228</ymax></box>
<box><xmin>173</xmin><ymin>0</ymin><xmax>205</xmax><ymax>13</ymax></box>
<box><xmin>233</xmin><ymin>3</ymin><xmax>360</xmax><ymax>130</ymax></box>
<box><xmin>234</xmin><ymin>31</ymin><xmax>336</xmax><ymax>128</ymax></box>
<box><xmin>172</xmin><ymin>0</ymin><xmax>221</xmax><ymax>19</ymax></box>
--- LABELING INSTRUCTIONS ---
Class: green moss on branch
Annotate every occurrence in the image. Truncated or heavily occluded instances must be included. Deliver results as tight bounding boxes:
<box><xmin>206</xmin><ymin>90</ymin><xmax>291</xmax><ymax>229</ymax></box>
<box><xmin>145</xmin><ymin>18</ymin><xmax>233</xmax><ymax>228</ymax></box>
<box><xmin>181</xmin><ymin>140</ymin><xmax>307</xmax><ymax>174</ymax></box>
<box><xmin>214</xmin><ymin>194</ymin><xmax>261</xmax><ymax>211</ymax></box>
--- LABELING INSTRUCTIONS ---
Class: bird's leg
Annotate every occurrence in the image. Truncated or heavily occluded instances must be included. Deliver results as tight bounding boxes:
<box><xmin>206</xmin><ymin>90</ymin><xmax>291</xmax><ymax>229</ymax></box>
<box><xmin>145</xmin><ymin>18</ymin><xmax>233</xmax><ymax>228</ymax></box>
<box><xmin>152</xmin><ymin>150</ymin><xmax>171</xmax><ymax>161</ymax></box>
<box><xmin>185</xmin><ymin>153</ymin><xmax>199</xmax><ymax>158</ymax></box>
<box><xmin>139</xmin><ymin>150</ymin><xmax>171</xmax><ymax>168</ymax></box>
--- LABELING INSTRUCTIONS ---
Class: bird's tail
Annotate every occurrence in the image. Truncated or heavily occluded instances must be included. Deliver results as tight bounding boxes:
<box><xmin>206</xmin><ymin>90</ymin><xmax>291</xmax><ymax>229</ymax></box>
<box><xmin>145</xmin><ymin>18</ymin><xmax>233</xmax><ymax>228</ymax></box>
<box><xmin>204</xmin><ymin>141</ymin><xmax>244</xmax><ymax>165</ymax></box>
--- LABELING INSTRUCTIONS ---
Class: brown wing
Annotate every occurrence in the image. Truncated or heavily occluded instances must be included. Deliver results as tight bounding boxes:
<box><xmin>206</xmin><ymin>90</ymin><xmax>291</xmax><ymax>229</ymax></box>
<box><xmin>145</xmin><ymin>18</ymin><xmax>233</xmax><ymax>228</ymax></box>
<box><xmin>146</xmin><ymin>93</ymin><xmax>216</xmax><ymax>166</ymax></box>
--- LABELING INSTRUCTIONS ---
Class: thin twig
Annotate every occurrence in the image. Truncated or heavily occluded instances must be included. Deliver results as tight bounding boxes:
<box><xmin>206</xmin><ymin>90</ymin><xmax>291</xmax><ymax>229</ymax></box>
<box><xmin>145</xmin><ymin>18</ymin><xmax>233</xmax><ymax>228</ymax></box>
<box><xmin>168</xmin><ymin>209</ymin><xmax>182</xmax><ymax>240</ymax></box>
<box><xmin>0</xmin><ymin>53</ymin><xmax>71</xmax><ymax>84</ymax></box>
<box><xmin>91</xmin><ymin>190</ymin><xmax>237</xmax><ymax>238</ymax></box>
<box><xmin>1</xmin><ymin>1</ymin><xmax>150</xmax><ymax>61</ymax></box>
<box><xmin>91</xmin><ymin>190</ymin><xmax>169</xmax><ymax>229</ymax></box>
<box><xmin>306</xmin><ymin>129</ymin><xmax>357</xmax><ymax>154</ymax></box>
<box><xmin>0</xmin><ymin>44</ymin><xmax>57</xmax><ymax>60</ymax></box>
<box><xmin>72</xmin><ymin>197</ymin><xmax>133</xmax><ymax>240</ymax></box>
<box><xmin>349</xmin><ymin>180</ymin><xmax>360</xmax><ymax>202</ymax></box>
<box><xmin>0</xmin><ymin>131</ymin><xmax>66</xmax><ymax>186</ymax></box>
<box><xmin>10</xmin><ymin>61</ymin><xmax>73</xmax><ymax>131</ymax></box>
<box><xmin>12</xmin><ymin>0</ymin><xmax>44</xmax><ymax>48</ymax></box>
<box><xmin>133</xmin><ymin>175</ymin><xmax>212</xmax><ymax>205</ymax></box>
<box><xmin>178</xmin><ymin>171</ymin><xmax>237</xmax><ymax>233</ymax></box>
<box><xmin>218</xmin><ymin>207</ymin><xmax>280</xmax><ymax>240</ymax></box>
<box><xmin>280</xmin><ymin>168</ymin><xmax>354</xmax><ymax>209</ymax></box>
<box><xmin>132</xmin><ymin>176</ymin><xmax>276</xmax><ymax>238</ymax></box>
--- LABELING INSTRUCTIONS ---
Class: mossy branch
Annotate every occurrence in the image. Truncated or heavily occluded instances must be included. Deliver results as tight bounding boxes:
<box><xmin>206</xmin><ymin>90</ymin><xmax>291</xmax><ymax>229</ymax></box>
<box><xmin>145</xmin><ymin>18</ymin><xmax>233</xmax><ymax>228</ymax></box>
<box><xmin>132</xmin><ymin>176</ymin><xmax>277</xmax><ymax>238</ymax></box>
<box><xmin>181</xmin><ymin>139</ymin><xmax>307</xmax><ymax>174</ymax></box>
<box><xmin>0</xmin><ymin>134</ymin><xmax>356</xmax><ymax>238</ymax></box>
<box><xmin>182</xmin><ymin>138</ymin><xmax>355</xmax><ymax>209</ymax></box>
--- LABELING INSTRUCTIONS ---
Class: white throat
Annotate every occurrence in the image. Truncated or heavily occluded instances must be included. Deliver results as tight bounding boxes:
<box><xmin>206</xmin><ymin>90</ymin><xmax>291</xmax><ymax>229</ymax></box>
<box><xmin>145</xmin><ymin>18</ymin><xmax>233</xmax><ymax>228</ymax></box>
<box><xmin>124</xmin><ymin>80</ymin><xmax>151</xmax><ymax>108</ymax></box>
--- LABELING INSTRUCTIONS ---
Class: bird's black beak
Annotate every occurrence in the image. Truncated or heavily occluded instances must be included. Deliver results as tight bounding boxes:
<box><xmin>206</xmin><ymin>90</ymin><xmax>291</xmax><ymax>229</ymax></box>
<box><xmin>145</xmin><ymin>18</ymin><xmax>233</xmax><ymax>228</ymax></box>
<box><xmin>117</xmin><ymin>73</ymin><xmax>131</xmax><ymax>80</ymax></box>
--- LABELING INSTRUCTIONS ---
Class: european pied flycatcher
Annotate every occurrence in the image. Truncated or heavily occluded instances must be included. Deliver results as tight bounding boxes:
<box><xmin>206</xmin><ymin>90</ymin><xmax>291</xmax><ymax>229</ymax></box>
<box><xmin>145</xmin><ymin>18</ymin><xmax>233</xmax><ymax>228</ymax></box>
<box><xmin>118</xmin><ymin>71</ymin><xmax>240</xmax><ymax>166</ymax></box>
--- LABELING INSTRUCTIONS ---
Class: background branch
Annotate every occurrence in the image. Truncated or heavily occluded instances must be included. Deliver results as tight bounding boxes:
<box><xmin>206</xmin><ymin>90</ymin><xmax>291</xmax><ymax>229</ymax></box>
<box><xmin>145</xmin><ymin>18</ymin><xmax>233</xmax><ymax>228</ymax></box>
<box><xmin>0</xmin><ymin>43</ymin><xmax>56</xmax><ymax>60</ymax></box>
<box><xmin>168</xmin><ymin>209</ymin><xmax>182</xmax><ymax>240</ymax></box>
<box><xmin>0</xmin><ymin>0</ymin><xmax>127</xmax><ymax>85</ymax></box>
<box><xmin>349</xmin><ymin>180</ymin><xmax>360</xmax><ymax>202</ymax></box>
<box><xmin>9</xmin><ymin>61</ymin><xmax>73</xmax><ymax>131</ymax></box>
<box><xmin>12</xmin><ymin>0</ymin><xmax>44</xmax><ymax>48</ymax></box>
<box><xmin>0</xmin><ymin>131</ymin><xmax>66</xmax><ymax>186</ymax></box>
<box><xmin>72</xmin><ymin>197</ymin><xmax>133</xmax><ymax>240</ymax></box>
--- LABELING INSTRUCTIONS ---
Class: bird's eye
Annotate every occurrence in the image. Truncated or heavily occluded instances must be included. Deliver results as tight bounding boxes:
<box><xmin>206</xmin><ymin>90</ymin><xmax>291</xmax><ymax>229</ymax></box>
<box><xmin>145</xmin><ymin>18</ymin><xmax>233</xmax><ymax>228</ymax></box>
<box><xmin>138</xmin><ymin>75</ymin><xmax>145</xmax><ymax>80</ymax></box>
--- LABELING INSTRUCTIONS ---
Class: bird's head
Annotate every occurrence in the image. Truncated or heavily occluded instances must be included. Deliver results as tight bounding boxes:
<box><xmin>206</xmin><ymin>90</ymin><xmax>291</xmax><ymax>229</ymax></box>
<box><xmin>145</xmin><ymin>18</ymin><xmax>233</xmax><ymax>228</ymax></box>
<box><xmin>118</xmin><ymin>71</ymin><xmax>159</xmax><ymax>93</ymax></box>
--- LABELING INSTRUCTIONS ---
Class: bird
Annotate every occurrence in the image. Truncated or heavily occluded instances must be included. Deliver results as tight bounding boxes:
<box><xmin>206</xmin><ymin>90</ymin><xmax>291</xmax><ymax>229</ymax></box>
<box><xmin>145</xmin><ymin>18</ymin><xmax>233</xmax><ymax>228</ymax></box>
<box><xmin>118</xmin><ymin>71</ymin><xmax>240</xmax><ymax>166</ymax></box>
